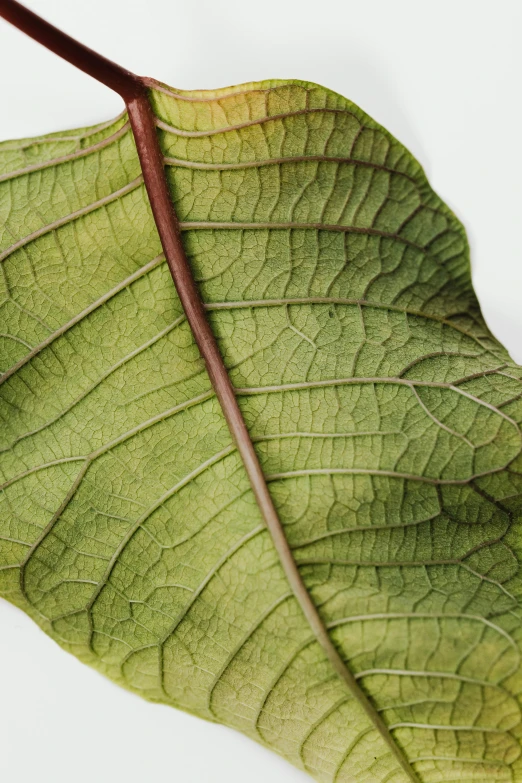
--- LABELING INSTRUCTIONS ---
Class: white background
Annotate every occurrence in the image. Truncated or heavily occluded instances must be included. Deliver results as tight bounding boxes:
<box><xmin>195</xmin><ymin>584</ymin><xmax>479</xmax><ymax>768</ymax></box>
<box><xmin>1</xmin><ymin>1</ymin><xmax>521</xmax><ymax>781</ymax></box>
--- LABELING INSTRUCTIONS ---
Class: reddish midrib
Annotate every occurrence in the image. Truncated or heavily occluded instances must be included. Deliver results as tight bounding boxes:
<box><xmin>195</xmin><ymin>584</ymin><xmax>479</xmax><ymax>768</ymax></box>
<box><xmin>0</xmin><ymin>3</ymin><xmax>420</xmax><ymax>780</ymax></box>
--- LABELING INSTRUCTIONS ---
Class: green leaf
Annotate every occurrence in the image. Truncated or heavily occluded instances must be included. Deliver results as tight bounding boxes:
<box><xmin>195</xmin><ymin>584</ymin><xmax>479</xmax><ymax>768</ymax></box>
<box><xmin>2</xmin><ymin>78</ymin><xmax>522</xmax><ymax>782</ymax></box>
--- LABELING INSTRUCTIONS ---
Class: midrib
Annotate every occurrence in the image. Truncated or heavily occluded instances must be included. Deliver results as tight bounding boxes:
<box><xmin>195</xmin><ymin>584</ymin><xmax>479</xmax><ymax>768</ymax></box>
<box><xmin>128</xmin><ymin>93</ymin><xmax>421</xmax><ymax>783</ymax></box>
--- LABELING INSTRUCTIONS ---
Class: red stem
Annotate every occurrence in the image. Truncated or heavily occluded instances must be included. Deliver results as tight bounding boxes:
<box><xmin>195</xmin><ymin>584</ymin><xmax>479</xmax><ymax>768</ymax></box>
<box><xmin>0</xmin><ymin>0</ymin><xmax>141</xmax><ymax>99</ymax></box>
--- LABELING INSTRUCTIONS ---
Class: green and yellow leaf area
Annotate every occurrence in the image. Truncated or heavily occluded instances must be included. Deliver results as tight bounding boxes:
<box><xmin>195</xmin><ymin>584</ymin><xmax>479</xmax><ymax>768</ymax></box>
<box><xmin>2</xmin><ymin>78</ymin><xmax>522</xmax><ymax>783</ymax></box>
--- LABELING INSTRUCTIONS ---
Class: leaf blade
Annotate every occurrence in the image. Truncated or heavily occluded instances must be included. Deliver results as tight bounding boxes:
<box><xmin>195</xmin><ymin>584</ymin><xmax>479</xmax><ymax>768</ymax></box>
<box><xmin>2</xmin><ymin>78</ymin><xmax>522</xmax><ymax>782</ymax></box>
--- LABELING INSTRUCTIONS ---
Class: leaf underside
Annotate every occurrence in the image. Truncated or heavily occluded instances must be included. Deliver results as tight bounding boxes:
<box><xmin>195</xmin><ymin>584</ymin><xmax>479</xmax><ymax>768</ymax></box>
<box><xmin>2</xmin><ymin>78</ymin><xmax>522</xmax><ymax>783</ymax></box>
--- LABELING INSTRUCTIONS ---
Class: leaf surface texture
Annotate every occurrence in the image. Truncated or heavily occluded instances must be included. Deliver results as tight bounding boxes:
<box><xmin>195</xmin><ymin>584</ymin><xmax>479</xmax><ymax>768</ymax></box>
<box><xmin>2</xmin><ymin>79</ymin><xmax>522</xmax><ymax>782</ymax></box>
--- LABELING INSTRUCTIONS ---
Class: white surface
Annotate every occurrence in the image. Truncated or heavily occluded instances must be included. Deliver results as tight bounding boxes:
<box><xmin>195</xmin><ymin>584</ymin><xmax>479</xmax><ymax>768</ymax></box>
<box><xmin>0</xmin><ymin>1</ymin><xmax>521</xmax><ymax>781</ymax></box>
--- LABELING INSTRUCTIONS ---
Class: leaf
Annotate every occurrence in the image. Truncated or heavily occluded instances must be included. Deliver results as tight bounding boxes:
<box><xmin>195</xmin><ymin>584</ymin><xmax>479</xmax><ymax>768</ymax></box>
<box><xmin>2</xmin><ymin>76</ymin><xmax>522</xmax><ymax>783</ymax></box>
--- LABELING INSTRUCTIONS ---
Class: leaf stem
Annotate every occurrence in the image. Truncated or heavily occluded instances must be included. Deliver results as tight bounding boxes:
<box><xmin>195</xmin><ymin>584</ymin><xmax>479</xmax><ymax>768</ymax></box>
<box><xmin>0</xmin><ymin>4</ymin><xmax>420</xmax><ymax>779</ymax></box>
<box><xmin>0</xmin><ymin>0</ymin><xmax>141</xmax><ymax>100</ymax></box>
